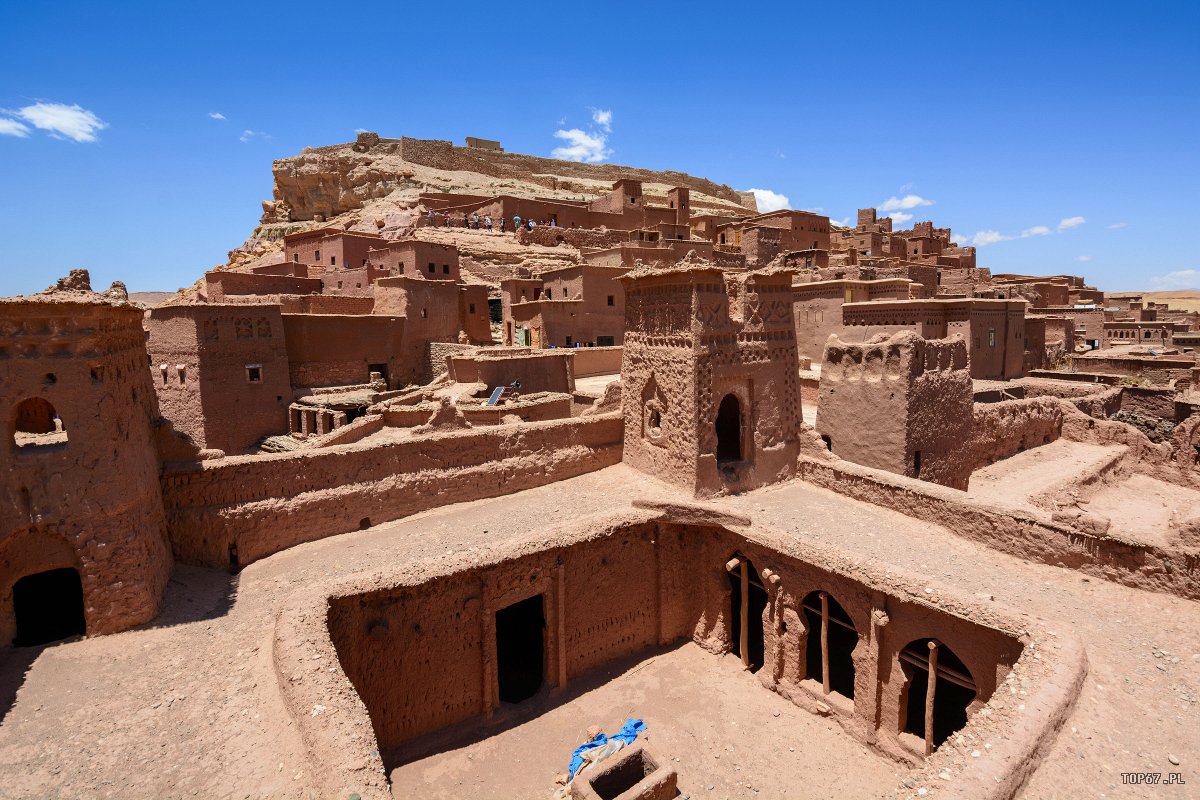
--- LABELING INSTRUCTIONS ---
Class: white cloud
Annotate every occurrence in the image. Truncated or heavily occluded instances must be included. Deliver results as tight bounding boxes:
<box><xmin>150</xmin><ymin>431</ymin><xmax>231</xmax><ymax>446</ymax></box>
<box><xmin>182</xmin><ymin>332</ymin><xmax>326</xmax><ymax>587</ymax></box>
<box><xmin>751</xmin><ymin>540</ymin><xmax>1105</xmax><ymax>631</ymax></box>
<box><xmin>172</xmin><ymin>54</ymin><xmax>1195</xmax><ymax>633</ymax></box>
<box><xmin>240</xmin><ymin>129</ymin><xmax>270</xmax><ymax>143</ymax></box>
<box><xmin>967</xmin><ymin>230</ymin><xmax>1013</xmax><ymax>247</ymax></box>
<box><xmin>1148</xmin><ymin>269</ymin><xmax>1200</xmax><ymax>290</ymax></box>
<box><xmin>745</xmin><ymin>188</ymin><xmax>790</xmax><ymax>213</ymax></box>
<box><xmin>898</xmin><ymin>182</ymin><xmax>915</xmax><ymax>192</ymax></box>
<box><xmin>12</xmin><ymin>102</ymin><xmax>107</xmax><ymax>142</ymax></box>
<box><xmin>833</xmin><ymin>217</ymin><xmax>852</xmax><ymax>228</ymax></box>
<box><xmin>1057</xmin><ymin>216</ymin><xmax>1086</xmax><ymax>231</ymax></box>
<box><xmin>591</xmin><ymin>108</ymin><xmax>612</xmax><ymax>132</ymax></box>
<box><xmin>354</xmin><ymin>127</ymin><xmax>368</xmax><ymax>134</ymax></box>
<box><xmin>879</xmin><ymin>194</ymin><xmax>933</xmax><ymax>212</ymax></box>
<box><xmin>1107</xmin><ymin>222</ymin><xmax>1128</xmax><ymax>229</ymax></box>
<box><xmin>0</xmin><ymin>117</ymin><xmax>30</xmax><ymax>137</ymax></box>
<box><xmin>552</xmin><ymin>127</ymin><xmax>610</xmax><ymax>162</ymax></box>
<box><xmin>1076</xmin><ymin>255</ymin><xmax>1092</xmax><ymax>262</ymax></box>
<box><xmin>887</xmin><ymin>211</ymin><xmax>913</xmax><ymax>225</ymax></box>
<box><xmin>208</xmin><ymin>112</ymin><xmax>226</xmax><ymax>120</ymax></box>
<box><xmin>803</xmin><ymin>206</ymin><xmax>825</xmax><ymax>214</ymax></box>
<box><xmin>1021</xmin><ymin>225</ymin><xmax>1051</xmax><ymax>237</ymax></box>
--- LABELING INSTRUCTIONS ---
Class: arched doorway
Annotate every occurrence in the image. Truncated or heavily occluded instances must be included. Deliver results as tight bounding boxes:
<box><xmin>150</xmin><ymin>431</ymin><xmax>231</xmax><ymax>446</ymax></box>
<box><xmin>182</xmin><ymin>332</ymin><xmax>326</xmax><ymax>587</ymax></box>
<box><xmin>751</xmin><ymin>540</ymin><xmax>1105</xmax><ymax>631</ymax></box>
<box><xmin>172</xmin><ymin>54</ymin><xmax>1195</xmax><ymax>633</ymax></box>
<box><xmin>12</xmin><ymin>567</ymin><xmax>85</xmax><ymax>647</ymax></box>
<box><xmin>899</xmin><ymin>638</ymin><xmax>976</xmax><ymax>753</ymax></box>
<box><xmin>801</xmin><ymin>591</ymin><xmax>858</xmax><ymax>699</ymax></box>
<box><xmin>727</xmin><ymin>555</ymin><xmax>766</xmax><ymax>672</ymax></box>
<box><xmin>716</xmin><ymin>394</ymin><xmax>742</xmax><ymax>463</ymax></box>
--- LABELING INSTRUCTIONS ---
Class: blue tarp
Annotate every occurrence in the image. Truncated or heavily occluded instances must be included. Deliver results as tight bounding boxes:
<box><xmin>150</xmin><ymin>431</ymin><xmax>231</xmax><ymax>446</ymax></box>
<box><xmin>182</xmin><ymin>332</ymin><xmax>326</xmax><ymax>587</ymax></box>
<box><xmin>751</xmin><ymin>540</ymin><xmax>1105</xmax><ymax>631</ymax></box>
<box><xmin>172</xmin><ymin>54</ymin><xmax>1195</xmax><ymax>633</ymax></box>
<box><xmin>567</xmin><ymin>718</ymin><xmax>647</xmax><ymax>780</ymax></box>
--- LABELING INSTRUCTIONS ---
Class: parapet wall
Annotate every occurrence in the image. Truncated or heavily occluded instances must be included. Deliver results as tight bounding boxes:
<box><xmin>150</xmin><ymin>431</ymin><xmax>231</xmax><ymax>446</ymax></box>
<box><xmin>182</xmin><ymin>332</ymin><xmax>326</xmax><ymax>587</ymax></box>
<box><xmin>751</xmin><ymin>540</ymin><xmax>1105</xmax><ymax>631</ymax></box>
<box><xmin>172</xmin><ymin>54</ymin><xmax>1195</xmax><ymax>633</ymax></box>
<box><xmin>967</xmin><ymin>398</ymin><xmax>1064</xmax><ymax>471</ymax></box>
<box><xmin>516</xmin><ymin>226</ymin><xmax>625</xmax><ymax>249</ymax></box>
<box><xmin>161</xmin><ymin>414</ymin><xmax>624</xmax><ymax>567</ymax></box>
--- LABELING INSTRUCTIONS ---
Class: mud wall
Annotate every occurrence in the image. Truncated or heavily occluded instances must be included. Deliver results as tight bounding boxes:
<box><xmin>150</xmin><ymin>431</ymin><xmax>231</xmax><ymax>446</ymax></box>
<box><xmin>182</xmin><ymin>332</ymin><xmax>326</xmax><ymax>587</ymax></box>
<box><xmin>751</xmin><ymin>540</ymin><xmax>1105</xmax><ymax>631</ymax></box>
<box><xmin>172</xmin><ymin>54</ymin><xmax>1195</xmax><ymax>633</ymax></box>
<box><xmin>326</xmin><ymin>519</ymin><xmax>1024</xmax><ymax>766</ymax></box>
<box><xmin>1</xmin><ymin>299</ymin><xmax>173</xmax><ymax>639</ymax></box>
<box><xmin>967</xmin><ymin>398</ymin><xmax>1064</xmax><ymax>471</ymax></box>
<box><xmin>161</xmin><ymin>414</ymin><xmax>624</xmax><ymax>567</ymax></box>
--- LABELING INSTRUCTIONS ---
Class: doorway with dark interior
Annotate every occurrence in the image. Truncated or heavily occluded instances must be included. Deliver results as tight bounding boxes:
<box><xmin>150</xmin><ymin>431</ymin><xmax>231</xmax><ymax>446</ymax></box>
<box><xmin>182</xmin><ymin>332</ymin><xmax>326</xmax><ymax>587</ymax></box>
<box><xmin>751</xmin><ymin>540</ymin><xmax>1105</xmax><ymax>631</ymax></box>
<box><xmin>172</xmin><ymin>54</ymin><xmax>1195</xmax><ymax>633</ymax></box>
<box><xmin>716</xmin><ymin>393</ymin><xmax>742</xmax><ymax>463</ymax></box>
<box><xmin>495</xmin><ymin>594</ymin><xmax>545</xmax><ymax>704</ymax></box>
<box><xmin>12</xmin><ymin>567</ymin><xmax>85</xmax><ymax>647</ymax></box>
<box><xmin>728</xmin><ymin>556</ymin><xmax>767</xmax><ymax>672</ymax></box>
<box><xmin>802</xmin><ymin>590</ymin><xmax>858</xmax><ymax>700</ymax></box>
<box><xmin>900</xmin><ymin>638</ymin><xmax>976</xmax><ymax>750</ymax></box>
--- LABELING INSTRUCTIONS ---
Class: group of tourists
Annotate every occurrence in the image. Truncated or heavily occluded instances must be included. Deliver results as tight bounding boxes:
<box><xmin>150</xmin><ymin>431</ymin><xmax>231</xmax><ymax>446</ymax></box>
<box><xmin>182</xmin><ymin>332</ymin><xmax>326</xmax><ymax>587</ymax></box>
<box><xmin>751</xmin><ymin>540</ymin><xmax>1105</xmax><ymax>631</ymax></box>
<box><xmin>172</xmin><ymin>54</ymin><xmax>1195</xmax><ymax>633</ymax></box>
<box><xmin>424</xmin><ymin>209</ymin><xmax>561</xmax><ymax>233</ymax></box>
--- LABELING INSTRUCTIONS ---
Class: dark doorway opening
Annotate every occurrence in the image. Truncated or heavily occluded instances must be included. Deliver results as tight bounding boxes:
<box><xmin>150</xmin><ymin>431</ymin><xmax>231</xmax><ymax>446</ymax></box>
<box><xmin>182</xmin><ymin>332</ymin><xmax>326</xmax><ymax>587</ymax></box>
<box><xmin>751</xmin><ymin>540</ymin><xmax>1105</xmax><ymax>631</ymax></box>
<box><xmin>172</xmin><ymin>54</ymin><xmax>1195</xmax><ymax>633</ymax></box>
<box><xmin>716</xmin><ymin>394</ymin><xmax>742</xmax><ymax>463</ymax></box>
<box><xmin>368</xmin><ymin>363</ymin><xmax>389</xmax><ymax>387</ymax></box>
<box><xmin>13</xmin><ymin>568</ymin><xmax>85</xmax><ymax>647</ymax></box>
<box><xmin>496</xmin><ymin>594</ymin><xmax>545</xmax><ymax>704</ymax></box>
<box><xmin>728</xmin><ymin>557</ymin><xmax>767</xmax><ymax>672</ymax></box>
<box><xmin>802</xmin><ymin>591</ymin><xmax>858</xmax><ymax>699</ymax></box>
<box><xmin>900</xmin><ymin>639</ymin><xmax>976</xmax><ymax>749</ymax></box>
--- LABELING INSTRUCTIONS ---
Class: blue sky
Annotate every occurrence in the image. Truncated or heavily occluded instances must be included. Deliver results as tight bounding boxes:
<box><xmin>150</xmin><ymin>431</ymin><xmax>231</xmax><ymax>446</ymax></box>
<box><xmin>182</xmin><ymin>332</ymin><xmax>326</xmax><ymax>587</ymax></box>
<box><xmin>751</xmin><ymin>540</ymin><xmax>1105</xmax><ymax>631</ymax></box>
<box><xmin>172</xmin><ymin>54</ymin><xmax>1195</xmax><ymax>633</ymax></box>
<box><xmin>2</xmin><ymin>1</ymin><xmax>1197</xmax><ymax>296</ymax></box>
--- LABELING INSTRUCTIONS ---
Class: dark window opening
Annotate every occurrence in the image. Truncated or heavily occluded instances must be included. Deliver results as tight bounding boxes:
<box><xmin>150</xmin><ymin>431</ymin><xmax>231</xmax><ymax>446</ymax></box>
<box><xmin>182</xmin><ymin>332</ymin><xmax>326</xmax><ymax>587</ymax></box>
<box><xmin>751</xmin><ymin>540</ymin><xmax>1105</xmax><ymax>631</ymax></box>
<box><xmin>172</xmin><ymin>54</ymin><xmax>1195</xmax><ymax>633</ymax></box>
<box><xmin>246</xmin><ymin>366</ymin><xmax>262</xmax><ymax>383</ymax></box>
<box><xmin>901</xmin><ymin>639</ymin><xmax>976</xmax><ymax>750</ymax></box>
<box><xmin>716</xmin><ymin>393</ymin><xmax>742</xmax><ymax>463</ymax></box>
<box><xmin>13</xmin><ymin>397</ymin><xmax>67</xmax><ymax>448</ymax></box>
<box><xmin>496</xmin><ymin>594</ymin><xmax>545</xmax><ymax>704</ymax></box>
<box><xmin>13</xmin><ymin>567</ymin><xmax>85</xmax><ymax>647</ymax></box>
<box><xmin>607</xmin><ymin>295</ymin><xmax>615</xmax><ymax>306</ymax></box>
<box><xmin>442</xmin><ymin>264</ymin><xmax>450</xmax><ymax>274</ymax></box>
<box><xmin>597</xmin><ymin>336</ymin><xmax>615</xmax><ymax>347</ymax></box>
<box><xmin>913</xmin><ymin>450</ymin><xmax>922</xmax><ymax>478</ymax></box>
<box><xmin>728</xmin><ymin>556</ymin><xmax>767</xmax><ymax>672</ymax></box>
<box><xmin>428</xmin><ymin>263</ymin><xmax>435</xmax><ymax>274</ymax></box>
<box><xmin>469</xmin><ymin>303</ymin><xmax>476</xmax><ymax>314</ymax></box>
<box><xmin>368</xmin><ymin>363</ymin><xmax>389</xmax><ymax>386</ymax></box>
<box><xmin>802</xmin><ymin>591</ymin><xmax>858</xmax><ymax>699</ymax></box>
<box><xmin>820</xmin><ymin>435</ymin><xmax>832</xmax><ymax>451</ymax></box>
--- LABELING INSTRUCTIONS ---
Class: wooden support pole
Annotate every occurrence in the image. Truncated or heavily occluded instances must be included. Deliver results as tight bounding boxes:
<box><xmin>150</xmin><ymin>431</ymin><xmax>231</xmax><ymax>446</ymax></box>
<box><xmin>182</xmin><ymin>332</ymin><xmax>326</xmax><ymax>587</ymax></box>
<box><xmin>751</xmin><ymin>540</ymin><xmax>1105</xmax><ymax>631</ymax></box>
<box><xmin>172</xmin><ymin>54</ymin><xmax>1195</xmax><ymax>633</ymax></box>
<box><xmin>740</xmin><ymin>561</ymin><xmax>749</xmax><ymax>669</ymax></box>
<box><xmin>819</xmin><ymin>591</ymin><xmax>830</xmax><ymax>695</ymax></box>
<box><xmin>925</xmin><ymin>640</ymin><xmax>939</xmax><ymax>756</ymax></box>
<box><xmin>556</xmin><ymin>563</ymin><xmax>567</xmax><ymax>689</ymax></box>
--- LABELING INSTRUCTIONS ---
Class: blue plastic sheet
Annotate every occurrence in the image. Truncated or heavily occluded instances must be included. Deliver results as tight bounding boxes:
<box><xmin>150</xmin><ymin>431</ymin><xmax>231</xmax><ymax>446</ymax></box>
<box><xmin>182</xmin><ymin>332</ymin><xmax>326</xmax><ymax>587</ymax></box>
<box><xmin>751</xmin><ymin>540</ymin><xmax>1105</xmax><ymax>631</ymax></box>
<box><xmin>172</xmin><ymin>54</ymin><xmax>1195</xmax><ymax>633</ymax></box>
<box><xmin>567</xmin><ymin>718</ymin><xmax>647</xmax><ymax>780</ymax></box>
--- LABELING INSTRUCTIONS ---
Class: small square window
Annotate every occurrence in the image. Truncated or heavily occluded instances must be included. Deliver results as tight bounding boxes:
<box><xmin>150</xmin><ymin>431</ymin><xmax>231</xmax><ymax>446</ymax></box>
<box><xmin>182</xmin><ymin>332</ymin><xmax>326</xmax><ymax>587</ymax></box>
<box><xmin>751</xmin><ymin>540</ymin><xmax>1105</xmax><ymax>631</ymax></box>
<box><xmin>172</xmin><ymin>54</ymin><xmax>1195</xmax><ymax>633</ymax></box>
<box><xmin>469</xmin><ymin>303</ymin><xmax>476</xmax><ymax>314</ymax></box>
<box><xmin>314</xmin><ymin>250</ymin><xmax>320</xmax><ymax>261</ymax></box>
<box><xmin>330</xmin><ymin>256</ymin><xmax>336</xmax><ymax>266</ymax></box>
<box><xmin>428</xmin><ymin>263</ymin><xmax>435</xmax><ymax>273</ymax></box>
<box><xmin>607</xmin><ymin>295</ymin><xmax>615</xmax><ymax>306</ymax></box>
<box><xmin>421</xmin><ymin>308</ymin><xmax>428</xmax><ymax>318</ymax></box>
<box><xmin>246</xmin><ymin>365</ymin><xmax>262</xmax><ymax>383</ymax></box>
<box><xmin>442</xmin><ymin>264</ymin><xmax>450</xmax><ymax>274</ymax></box>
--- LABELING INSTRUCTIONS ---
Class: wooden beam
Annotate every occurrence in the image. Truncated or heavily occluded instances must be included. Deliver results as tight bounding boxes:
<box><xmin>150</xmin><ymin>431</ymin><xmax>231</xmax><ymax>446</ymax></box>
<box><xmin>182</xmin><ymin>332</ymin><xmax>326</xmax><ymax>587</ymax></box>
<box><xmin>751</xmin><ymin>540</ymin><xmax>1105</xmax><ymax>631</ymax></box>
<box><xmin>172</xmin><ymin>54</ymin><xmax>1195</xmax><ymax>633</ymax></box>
<box><xmin>925</xmin><ymin>640</ymin><xmax>939</xmax><ymax>756</ymax></box>
<box><xmin>819</xmin><ymin>591</ymin><xmax>830</xmax><ymax>695</ymax></box>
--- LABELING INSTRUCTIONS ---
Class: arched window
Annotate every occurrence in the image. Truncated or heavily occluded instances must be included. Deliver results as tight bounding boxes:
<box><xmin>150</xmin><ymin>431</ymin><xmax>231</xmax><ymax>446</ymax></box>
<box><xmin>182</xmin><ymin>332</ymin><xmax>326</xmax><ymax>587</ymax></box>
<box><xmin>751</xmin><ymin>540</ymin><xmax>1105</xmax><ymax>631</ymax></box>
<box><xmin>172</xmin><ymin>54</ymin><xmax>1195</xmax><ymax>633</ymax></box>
<box><xmin>801</xmin><ymin>591</ymin><xmax>857</xmax><ymax>700</ymax></box>
<box><xmin>13</xmin><ymin>398</ymin><xmax>67</xmax><ymax>448</ymax></box>
<box><xmin>716</xmin><ymin>394</ymin><xmax>742</xmax><ymax>463</ymax></box>
<box><xmin>899</xmin><ymin>638</ymin><xmax>977</xmax><ymax>754</ymax></box>
<box><xmin>726</xmin><ymin>554</ymin><xmax>767</xmax><ymax>672</ymax></box>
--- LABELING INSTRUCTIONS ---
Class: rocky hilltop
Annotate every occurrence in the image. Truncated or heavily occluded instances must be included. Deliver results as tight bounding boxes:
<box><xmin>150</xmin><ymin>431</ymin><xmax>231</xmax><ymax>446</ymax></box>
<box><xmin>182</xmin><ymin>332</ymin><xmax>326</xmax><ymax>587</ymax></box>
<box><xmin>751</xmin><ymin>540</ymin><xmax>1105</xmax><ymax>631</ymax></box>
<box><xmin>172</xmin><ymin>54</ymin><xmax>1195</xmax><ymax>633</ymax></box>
<box><xmin>196</xmin><ymin>134</ymin><xmax>756</xmax><ymax>299</ymax></box>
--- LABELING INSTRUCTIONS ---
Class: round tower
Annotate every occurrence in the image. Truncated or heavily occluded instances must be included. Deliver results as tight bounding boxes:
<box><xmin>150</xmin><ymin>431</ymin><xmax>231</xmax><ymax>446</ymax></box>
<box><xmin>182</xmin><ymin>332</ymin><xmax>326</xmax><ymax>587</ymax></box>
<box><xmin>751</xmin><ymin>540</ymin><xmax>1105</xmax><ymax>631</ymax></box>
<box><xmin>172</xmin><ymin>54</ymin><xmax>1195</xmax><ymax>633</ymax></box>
<box><xmin>0</xmin><ymin>289</ymin><xmax>172</xmax><ymax>645</ymax></box>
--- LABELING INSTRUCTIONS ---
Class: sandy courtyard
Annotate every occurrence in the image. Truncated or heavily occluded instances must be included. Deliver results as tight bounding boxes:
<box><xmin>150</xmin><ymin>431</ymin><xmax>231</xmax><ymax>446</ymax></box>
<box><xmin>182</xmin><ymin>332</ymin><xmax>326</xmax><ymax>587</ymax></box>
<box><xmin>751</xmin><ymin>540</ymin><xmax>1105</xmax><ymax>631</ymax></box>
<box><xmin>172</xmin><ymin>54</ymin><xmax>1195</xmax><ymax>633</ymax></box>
<box><xmin>389</xmin><ymin>643</ymin><xmax>903</xmax><ymax>799</ymax></box>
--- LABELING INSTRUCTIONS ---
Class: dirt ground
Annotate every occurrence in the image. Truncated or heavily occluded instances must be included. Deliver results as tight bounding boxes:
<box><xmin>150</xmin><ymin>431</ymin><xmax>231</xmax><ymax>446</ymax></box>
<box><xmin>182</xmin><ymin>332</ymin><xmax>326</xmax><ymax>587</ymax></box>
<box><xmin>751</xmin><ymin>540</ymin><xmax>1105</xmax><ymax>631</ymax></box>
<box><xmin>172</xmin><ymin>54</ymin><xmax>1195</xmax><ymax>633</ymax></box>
<box><xmin>389</xmin><ymin>644</ymin><xmax>903</xmax><ymax>800</ymax></box>
<box><xmin>0</xmin><ymin>464</ymin><xmax>1195</xmax><ymax>799</ymax></box>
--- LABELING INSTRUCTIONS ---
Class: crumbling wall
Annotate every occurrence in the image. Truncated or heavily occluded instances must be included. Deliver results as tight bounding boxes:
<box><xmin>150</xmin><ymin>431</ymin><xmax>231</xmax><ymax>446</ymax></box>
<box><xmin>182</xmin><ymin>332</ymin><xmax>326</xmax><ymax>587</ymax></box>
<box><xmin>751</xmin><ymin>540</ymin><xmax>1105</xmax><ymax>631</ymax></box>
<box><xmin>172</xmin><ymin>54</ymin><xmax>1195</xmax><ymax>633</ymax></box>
<box><xmin>967</xmin><ymin>398</ymin><xmax>1064</xmax><ymax>470</ymax></box>
<box><xmin>162</xmin><ymin>414</ymin><xmax>624</xmax><ymax>567</ymax></box>
<box><xmin>818</xmin><ymin>331</ymin><xmax>973</xmax><ymax>489</ymax></box>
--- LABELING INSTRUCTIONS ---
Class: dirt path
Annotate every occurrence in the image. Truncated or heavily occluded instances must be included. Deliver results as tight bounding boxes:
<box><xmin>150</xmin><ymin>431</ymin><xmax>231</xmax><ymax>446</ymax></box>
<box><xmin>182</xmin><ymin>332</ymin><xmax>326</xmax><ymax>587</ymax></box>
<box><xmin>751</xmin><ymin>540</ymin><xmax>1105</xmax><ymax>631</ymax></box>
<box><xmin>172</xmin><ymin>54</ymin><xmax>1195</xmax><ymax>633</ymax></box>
<box><xmin>966</xmin><ymin>439</ymin><xmax>1120</xmax><ymax>505</ymax></box>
